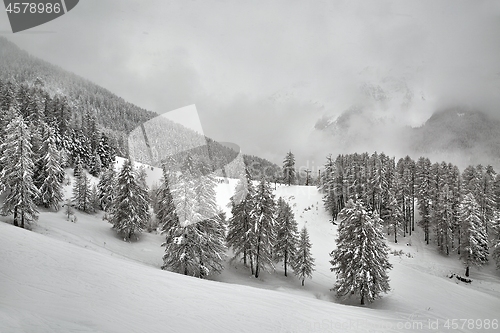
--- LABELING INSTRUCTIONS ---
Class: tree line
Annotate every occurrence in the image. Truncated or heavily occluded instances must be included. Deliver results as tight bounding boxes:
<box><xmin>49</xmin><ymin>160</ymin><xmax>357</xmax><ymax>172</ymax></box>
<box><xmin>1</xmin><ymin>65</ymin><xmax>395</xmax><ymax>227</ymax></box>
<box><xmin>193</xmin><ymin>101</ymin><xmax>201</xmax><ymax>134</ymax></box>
<box><xmin>318</xmin><ymin>152</ymin><xmax>500</xmax><ymax>277</ymax></box>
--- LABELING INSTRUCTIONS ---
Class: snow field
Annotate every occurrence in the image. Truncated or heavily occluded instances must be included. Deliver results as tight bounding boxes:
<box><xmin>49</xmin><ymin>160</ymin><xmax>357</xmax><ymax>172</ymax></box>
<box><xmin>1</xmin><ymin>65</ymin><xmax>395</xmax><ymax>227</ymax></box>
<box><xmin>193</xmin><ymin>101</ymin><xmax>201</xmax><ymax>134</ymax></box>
<box><xmin>1</xmin><ymin>166</ymin><xmax>500</xmax><ymax>332</ymax></box>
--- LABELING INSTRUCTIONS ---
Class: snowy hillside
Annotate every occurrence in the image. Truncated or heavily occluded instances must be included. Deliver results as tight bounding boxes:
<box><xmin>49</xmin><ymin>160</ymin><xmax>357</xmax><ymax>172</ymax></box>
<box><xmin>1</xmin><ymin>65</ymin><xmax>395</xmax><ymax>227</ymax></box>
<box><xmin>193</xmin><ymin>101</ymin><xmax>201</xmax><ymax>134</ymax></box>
<box><xmin>1</xmin><ymin>168</ymin><xmax>500</xmax><ymax>332</ymax></box>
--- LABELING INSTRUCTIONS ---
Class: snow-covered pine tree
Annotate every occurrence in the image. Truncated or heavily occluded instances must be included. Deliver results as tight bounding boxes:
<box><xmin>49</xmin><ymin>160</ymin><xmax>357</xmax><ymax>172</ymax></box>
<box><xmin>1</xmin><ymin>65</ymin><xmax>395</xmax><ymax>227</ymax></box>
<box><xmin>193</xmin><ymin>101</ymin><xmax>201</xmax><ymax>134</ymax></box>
<box><xmin>428</xmin><ymin>162</ymin><xmax>445</xmax><ymax>248</ymax></box>
<box><xmin>30</xmin><ymin>122</ymin><xmax>44</xmax><ymax>190</ymax></box>
<box><xmin>479</xmin><ymin>165</ymin><xmax>496</xmax><ymax>235</ymax></box>
<box><xmin>282</xmin><ymin>151</ymin><xmax>296</xmax><ymax>186</ymax></box>
<box><xmin>0</xmin><ymin>100</ymin><xmax>20</xmax><ymax>172</ymax></box>
<box><xmin>274</xmin><ymin>197</ymin><xmax>299</xmax><ymax>276</ymax></box>
<box><xmin>193</xmin><ymin>163</ymin><xmax>227</xmax><ymax>277</ymax></box>
<box><xmin>383</xmin><ymin>192</ymin><xmax>402</xmax><ymax>243</ymax></box>
<box><xmin>162</xmin><ymin>223</ymin><xmax>201</xmax><ymax>276</ymax></box>
<box><xmin>157</xmin><ymin>168</ymin><xmax>178</xmax><ymax>241</ymax></box>
<box><xmin>416</xmin><ymin>156</ymin><xmax>432</xmax><ymax>244</ymax></box>
<box><xmin>167</xmin><ymin>155</ymin><xmax>198</xmax><ymax>231</ymax></box>
<box><xmin>89</xmin><ymin>184</ymin><xmax>100</xmax><ymax>213</ymax></box>
<box><xmin>330</xmin><ymin>199</ymin><xmax>392</xmax><ymax>305</ymax></box>
<box><xmin>0</xmin><ymin>81</ymin><xmax>17</xmax><ymax>144</ymax></box>
<box><xmin>494</xmin><ymin>174</ymin><xmax>500</xmax><ymax>210</ymax></box>
<box><xmin>491</xmin><ymin>211</ymin><xmax>500</xmax><ymax>269</ymax></box>
<box><xmin>435</xmin><ymin>183</ymin><xmax>454</xmax><ymax>255</ymax></box>
<box><xmin>293</xmin><ymin>226</ymin><xmax>315</xmax><ymax>286</ymax></box>
<box><xmin>89</xmin><ymin>150</ymin><xmax>102</xmax><ymax>177</ymax></box>
<box><xmin>109</xmin><ymin>159</ymin><xmax>148</xmax><ymax>240</ymax></box>
<box><xmin>250</xmin><ymin>177</ymin><xmax>276</xmax><ymax>278</ymax></box>
<box><xmin>459</xmin><ymin>193</ymin><xmax>489</xmax><ymax>277</ymax></box>
<box><xmin>97</xmin><ymin>132</ymin><xmax>115</xmax><ymax>169</ymax></box>
<box><xmin>447</xmin><ymin>164</ymin><xmax>462</xmax><ymax>252</ymax></box>
<box><xmin>37</xmin><ymin>125</ymin><xmax>64</xmax><ymax>210</ymax></box>
<box><xmin>71</xmin><ymin>167</ymin><xmax>92</xmax><ymax>213</ymax></box>
<box><xmin>73</xmin><ymin>156</ymin><xmax>83</xmax><ymax>178</ymax></box>
<box><xmin>226</xmin><ymin>170</ymin><xmax>256</xmax><ymax>272</ymax></box>
<box><xmin>491</xmin><ymin>210</ymin><xmax>500</xmax><ymax>270</ymax></box>
<box><xmin>162</xmin><ymin>157</ymin><xmax>226</xmax><ymax>278</ymax></box>
<box><xmin>136</xmin><ymin>165</ymin><xmax>151</xmax><ymax>228</ymax></box>
<box><xmin>0</xmin><ymin>116</ymin><xmax>39</xmax><ymax>228</ymax></box>
<box><xmin>195</xmin><ymin>208</ymin><xmax>227</xmax><ymax>278</ymax></box>
<box><xmin>97</xmin><ymin>165</ymin><xmax>116</xmax><ymax>212</ymax></box>
<box><xmin>319</xmin><ymin>155</ymin><xmax>340</xmax><ymax>220</ymax></box>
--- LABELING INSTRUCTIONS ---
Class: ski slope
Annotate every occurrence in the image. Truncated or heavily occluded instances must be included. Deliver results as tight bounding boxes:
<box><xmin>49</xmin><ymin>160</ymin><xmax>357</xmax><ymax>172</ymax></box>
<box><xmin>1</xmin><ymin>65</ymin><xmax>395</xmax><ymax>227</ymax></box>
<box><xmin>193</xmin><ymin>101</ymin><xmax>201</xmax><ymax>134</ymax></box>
<box><xmin>1</xmin><ymin>170</ymin><xmax>500</xmax><ymax>332</ymax></box>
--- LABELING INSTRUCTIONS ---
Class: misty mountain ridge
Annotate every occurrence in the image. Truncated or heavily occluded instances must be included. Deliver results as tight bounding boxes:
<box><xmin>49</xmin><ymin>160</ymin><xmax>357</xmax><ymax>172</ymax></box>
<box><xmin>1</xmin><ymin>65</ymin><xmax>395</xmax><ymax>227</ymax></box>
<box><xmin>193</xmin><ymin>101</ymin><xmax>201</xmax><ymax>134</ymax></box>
<box><xmin>316</xmin><ymin>106</ymin><xmax>500</xmax><ymax>169</ymax></box>
<box><xmin>411</xmin><ymin>108</ymin><xmax>500</xmax><ymax>167</ymax></box>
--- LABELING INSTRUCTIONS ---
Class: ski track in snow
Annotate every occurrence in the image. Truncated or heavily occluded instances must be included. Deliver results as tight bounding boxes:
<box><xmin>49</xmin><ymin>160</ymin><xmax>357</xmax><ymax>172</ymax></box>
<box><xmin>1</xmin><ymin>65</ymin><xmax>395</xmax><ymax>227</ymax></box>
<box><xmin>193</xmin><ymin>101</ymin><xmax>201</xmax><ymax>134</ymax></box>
<box><xmin>1</xmin><ymin>169</ymin><xmax>500</xmax><ymax>332</ymax></box>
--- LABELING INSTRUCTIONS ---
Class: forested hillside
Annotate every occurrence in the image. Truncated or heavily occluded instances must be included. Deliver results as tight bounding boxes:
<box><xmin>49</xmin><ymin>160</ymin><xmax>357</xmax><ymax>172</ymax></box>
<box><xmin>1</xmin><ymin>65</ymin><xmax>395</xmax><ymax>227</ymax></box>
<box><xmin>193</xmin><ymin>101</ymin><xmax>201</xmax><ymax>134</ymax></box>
<box><xmin>0</xmin><ymin>37</ymin><xmax>281</xmax><ymax>178</ymax></box>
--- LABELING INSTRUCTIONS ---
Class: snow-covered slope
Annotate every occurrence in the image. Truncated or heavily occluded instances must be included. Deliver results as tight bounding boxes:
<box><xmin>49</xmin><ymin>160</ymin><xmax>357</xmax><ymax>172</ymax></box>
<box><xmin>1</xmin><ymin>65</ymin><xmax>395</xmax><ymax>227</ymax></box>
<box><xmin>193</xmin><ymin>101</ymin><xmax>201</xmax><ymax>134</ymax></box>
<box><xmin>1</xmin><ymin>175</ymin><xmax>500</xmax><ymax>332</ymax></box>
<box><xmin>1</xmin><ymin>222</ymin><xmax>415</xmax><ymax>333</ymax></box>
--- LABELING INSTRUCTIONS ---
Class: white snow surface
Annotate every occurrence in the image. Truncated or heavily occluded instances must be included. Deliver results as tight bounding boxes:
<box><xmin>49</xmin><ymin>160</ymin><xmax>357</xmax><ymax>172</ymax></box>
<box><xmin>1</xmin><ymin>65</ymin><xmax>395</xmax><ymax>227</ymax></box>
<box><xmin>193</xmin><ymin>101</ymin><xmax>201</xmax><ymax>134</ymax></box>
<box><xmin>1</xmin><ymin>168</ymin><xmax>500</xmax><ymax>332</ymax></box>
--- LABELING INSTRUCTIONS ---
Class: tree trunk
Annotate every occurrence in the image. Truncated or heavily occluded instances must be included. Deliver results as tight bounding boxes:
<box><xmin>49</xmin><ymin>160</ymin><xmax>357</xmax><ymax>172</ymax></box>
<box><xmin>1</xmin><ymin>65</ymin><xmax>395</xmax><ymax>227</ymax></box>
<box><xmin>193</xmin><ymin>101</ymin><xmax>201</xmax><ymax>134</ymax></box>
<box><xmin>13</xmin><ymin>207</ymin><xmax>18</xmax><ymax>227</ymax></box>
<box><xmin>360</xmin><ymin>293</ymin><xmax>365</xmax><ymax>305</ymax></box>
<box><xmin>250</xmin><ymin>252</ymin><xmax>254</xmax><ymax>275</ymax></box>
<box><xmin>301</xmin><ymin>278</ymin><xmax>304</xmax><ymax>286</ymax></box>
<box><xmin>255</xmin><ymin>235</ymin><xmax>261</xmax><ymax>278</ymax></box>
<box><xmin>284</xmin><ymin>250</ymin><xmax>288</xmax><ymax>277</ymax></box>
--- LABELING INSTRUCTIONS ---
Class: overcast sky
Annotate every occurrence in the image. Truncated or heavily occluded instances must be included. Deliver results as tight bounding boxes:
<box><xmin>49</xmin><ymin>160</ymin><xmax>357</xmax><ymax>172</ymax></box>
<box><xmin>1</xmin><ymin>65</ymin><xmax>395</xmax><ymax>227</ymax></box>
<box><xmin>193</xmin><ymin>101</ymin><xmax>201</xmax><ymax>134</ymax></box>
<box><xmin>2</xmin><ymin>0</ymin><xmax>500</xmax><ymax>168</ymax></box>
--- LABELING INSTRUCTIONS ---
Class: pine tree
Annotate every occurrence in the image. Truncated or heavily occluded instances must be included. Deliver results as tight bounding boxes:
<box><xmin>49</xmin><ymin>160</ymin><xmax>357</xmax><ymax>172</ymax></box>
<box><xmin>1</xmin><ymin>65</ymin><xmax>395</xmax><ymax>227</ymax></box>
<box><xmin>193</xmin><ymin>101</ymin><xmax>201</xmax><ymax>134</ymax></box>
<box><xmin>162</xmin><ymin>223</ymin><xmax>202</xmax><ymax>276</ymax></box>
<box><xmin>162</xmin><ymin>159</ymin><xmax>226</xmax><ymax>277</ymax></box>
<box><xmin>157</xmin><ymin>169</ymin><xmax>179</xmax><ymax>241</ymax></box>
<box><xmin>72</xmin><ymin>168</ymin><xmax>92</xmax><ymax>213</ymax></box>
<box><xmin>30</xmin><ymin>123</ymin><xmax>44</xmax><ymax>189</ymax></box>
<box><xmin>37</xmin><ymin>125</ymin><xmax>64</xmax><ymax>210</ymax></box>
<box><xmin>97</xmin><ymin>165</ymin><xmax>116</xmax><ymax>212</ymax></box>
<box><xmin>293</xmin><ymin>226</ymin><xmax>315</xmax><ymax>286</ymax></box>
<box><xmin>330</xmin><ymin>199</ymin><xmax>392</xmax><ymax>305</ymax></box>
<box><xmin>250</xmin><ymin>177</ymin><xmax>276</xmax><ymax>278</ymax></box>
<box><xmin>383</xmin><ymin>192</ymin><xmax>402</xmax><ymax>243</ymax></box>
<box><xmin>89</xmin><ymin>184</ymin><xmax>100</xmax><ymax>213</ymax></box>
<box><xmin>73</xmin><ymin>156</ymin><xmax>83</xmax><ymax>178</ymax></box>
<box><xmin>226</xmin><ymin>179</ymin><xmax>255</xmax><ymax>262</ymax></box>
<box><xmin>320</xmin><ymin>155</ymin><xmax>341</xmax><ymax>220</ymax></box>
<box><xmin>97</xmin><ymin>133</ymin><xmax>115</xmax><ymax>169</ymax></box>
<box><xmin>226</xmin><ymin>171</ymin><xmax>256</xmax><ymax>272</ymax></box>
<box><xmin>459</xmin><ymin>193</ymin><xmax>489</xmax><ymax>277</ymax></box>
<box><xmin>274</xmin><ymin>197</ymin><xmax>299</xmax><ymax>276</ymax></box>
<box><xmin>282</xmin><ymin>151</ymin><xmax>296</xmax><ymax>186</ymax></box>
<box><xmin>416</xmin><ymin>157</ymin><xmax>432</xmax><ymax>244</ymax></box>
<box><xmin>0</xmin><ymin>99</ymin><xmax>20</xmax><ymax>172</ymax></box>
<box><xmin>195</xmin><ymin>209</ymin><xmax>227</xmax><ymax>278</ymax></box>
<box><xmin>171</xmin><ymin>154</ymin><xmax>198</xmax><ymax>228</ymax></box>
<box><xmin>109</xmin><ymin>159</ymin><xmax>148</xmax><ymax>240</ymax></box>
<box><xmin>89</xmin><ymin>150</ymin><xmax>102</xmax><ymax>177</ymax></box>
<box><xmin>491</xmin><ymin>210</ymin><xmax>500</xmax><ymax>270</ymax></box>
<box><xmin>136</xmin><ymin>165</ymin><xmax>151</xmax><ymax>228</ymax></box>
<box><xmin>0</xmin><ymin>116</ymin><xmax>39</xmax><ymax>228</ymax></box>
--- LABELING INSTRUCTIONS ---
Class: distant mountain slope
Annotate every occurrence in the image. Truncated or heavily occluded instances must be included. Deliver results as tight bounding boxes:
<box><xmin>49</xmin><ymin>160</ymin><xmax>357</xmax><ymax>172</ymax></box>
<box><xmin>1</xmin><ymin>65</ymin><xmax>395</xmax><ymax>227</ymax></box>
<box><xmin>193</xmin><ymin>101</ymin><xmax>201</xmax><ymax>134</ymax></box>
<box><xmin>0</xmin><ymin>37</ymin><xmax>156</xmax><ymax>133</ymax></box>
<box><xmin>0</xmin><ymin>37</ymin><xmax>281</xmax><ymax>178</ymax></box>
<box><xmin>411</xmin><ymin>109</ymin><xmax>500</xmax><ymax>167</ymax></box>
